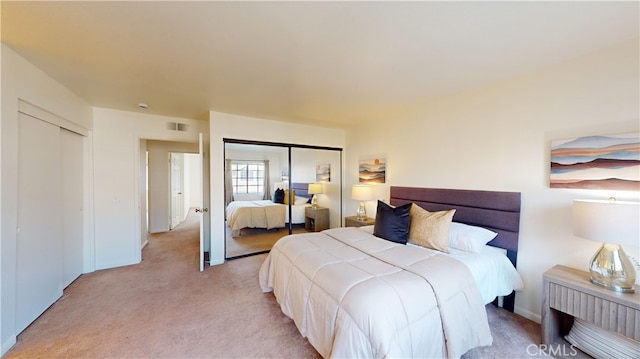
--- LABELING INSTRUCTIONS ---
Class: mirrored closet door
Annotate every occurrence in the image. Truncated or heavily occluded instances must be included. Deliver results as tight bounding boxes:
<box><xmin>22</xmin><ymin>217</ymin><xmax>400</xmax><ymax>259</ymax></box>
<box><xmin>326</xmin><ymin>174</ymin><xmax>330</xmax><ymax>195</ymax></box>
<box><xmin>223</xmin><ymin>139</ymin><xmax>342</xmax><ymax>259</ymax></box>
<box><xmin>290</xmin><ymin>147</ymin><xmax>342</xmax><ymax>234</ymax></box>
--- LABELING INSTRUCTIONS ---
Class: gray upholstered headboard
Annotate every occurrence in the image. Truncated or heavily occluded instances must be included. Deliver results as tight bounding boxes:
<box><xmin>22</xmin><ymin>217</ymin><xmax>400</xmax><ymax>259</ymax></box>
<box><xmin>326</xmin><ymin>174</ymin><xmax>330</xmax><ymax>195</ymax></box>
<box><xmin>290</xmin><ymin>182</ymin><xmax>311</xmax><ymax>198</ymax></box>
<box><xmin>389</xmin><ymin>186</ymin><xmax>522</xmax><ymax>311</ymax></box>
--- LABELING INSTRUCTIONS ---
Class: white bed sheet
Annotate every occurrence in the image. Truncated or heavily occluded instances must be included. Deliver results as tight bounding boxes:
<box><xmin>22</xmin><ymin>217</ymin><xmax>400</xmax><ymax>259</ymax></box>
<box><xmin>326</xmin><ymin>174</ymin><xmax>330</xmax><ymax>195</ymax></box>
<box><xmin>285</xmin><ymin>202</ymin><xmax>310</xmax><ymax>224</ymax></box>
<box><xmin>358</xmin><ymin>225</ymin><xmax>524</xmax><ymax>304</ymax></box>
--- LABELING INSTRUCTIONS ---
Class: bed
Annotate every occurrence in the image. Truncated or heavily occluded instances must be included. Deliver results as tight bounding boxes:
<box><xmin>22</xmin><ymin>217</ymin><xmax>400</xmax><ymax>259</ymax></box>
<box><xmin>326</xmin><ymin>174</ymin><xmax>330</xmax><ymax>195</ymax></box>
<box><xmin>226</xmin><ymin>182</ymin><xmax>311</xmax><ymax>237</ymax></box>
<box><xmin>259</xmin><ymin>186</ymin><xmax>523</xmax><ymax>358</ymax></box>
<box><xmin>388</xmin><ymin>186</ymin><xmax>522</xmax><ymax>311</ymax></box>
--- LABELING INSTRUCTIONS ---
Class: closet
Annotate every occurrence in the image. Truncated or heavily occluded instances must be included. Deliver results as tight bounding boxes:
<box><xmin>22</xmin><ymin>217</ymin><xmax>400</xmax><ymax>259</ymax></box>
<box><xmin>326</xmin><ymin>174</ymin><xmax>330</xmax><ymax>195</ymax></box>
<box><xmin>223</xmin><ymin>139</ymin><xmax>342</xmax><ymax>259</ymax></box>
<box><xmin>15</xmin><ymin>108</ymin><xmax>85</xmax><ymax>334</ymax></box>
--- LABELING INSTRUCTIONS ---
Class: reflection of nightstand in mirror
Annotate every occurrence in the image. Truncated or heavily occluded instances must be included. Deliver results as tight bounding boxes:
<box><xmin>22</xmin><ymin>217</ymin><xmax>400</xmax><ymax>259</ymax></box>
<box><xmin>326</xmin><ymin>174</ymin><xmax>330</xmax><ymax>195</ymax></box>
<box><xmin>345</xmin><ymin>216</ymin><xmax>375</xmax><ymax>227</ymax></box>
<box><xmin>305</xmin><ymin>207</ymin><xmax>329</xmax><ymax>232</ymax></box>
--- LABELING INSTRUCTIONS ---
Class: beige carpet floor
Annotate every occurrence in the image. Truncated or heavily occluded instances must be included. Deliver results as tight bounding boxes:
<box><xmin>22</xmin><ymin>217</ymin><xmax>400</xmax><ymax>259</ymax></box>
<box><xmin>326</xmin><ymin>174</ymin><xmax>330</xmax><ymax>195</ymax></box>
<box><xmin>225</xmin><ymin>223</ymin><xmax>306</xmax><ymax>258</ymax></box>
<box><xmin>6</xmin><ymin>215</ymin><xmax>550</xmax><ymax>359</ymax></box>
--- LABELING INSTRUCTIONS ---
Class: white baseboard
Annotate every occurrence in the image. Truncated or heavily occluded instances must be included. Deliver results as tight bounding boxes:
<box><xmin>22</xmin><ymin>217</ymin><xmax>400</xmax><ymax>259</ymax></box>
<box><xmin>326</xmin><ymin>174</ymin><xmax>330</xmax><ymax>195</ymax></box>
<box><xmin>95</xmin><ymin>256</ymin><xmax>140</xmax><ymax>271</ymax></box>
<box><xmin>515</xmin><ymin>306</ymin><xmax>541</xmax><ymax>324</ymax></box>
<box><xmin>141</xmin><ymin>239</ymin><xmax>149</xmax><ymax>250</ymax></box>
<box><xmin>2</xmin><ymin>335</ymin><xmax>17</xmax><ymax>356</ymax></box>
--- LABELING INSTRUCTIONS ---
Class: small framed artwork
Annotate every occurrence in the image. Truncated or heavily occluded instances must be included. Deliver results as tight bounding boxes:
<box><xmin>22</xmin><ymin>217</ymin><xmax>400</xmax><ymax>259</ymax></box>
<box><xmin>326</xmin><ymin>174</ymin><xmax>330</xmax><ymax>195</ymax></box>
<box><xmin>359</xmin><ymin>157</ymin><xmax>386</xmax><ymax>183</ymax></box>
<box><xmin>316</xmin><ymin>163</ymin><xmax>330</xmax><ymax>182</ymax></box>
<box><xmin>550</xmin><ymin>131</ymin><xmax>639</xmax><ymax>191</ymax></box>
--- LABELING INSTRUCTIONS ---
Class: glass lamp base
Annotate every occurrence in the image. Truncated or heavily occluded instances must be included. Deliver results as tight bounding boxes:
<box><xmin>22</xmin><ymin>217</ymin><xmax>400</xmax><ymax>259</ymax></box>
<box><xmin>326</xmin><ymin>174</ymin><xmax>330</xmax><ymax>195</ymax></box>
<box><xmin>356</xmin><ymin>201</ymin><xmax>367</xmax><ymax>221</ymax></box>
<box><xmin>311</xmin><ymin>194</ymin><xmax>318</xmax><ymax>209</ymax></box>
<box><xmin>589</xmin><ymin>243</ymin><xmax>636</xmax><ymax>293</ymax></box>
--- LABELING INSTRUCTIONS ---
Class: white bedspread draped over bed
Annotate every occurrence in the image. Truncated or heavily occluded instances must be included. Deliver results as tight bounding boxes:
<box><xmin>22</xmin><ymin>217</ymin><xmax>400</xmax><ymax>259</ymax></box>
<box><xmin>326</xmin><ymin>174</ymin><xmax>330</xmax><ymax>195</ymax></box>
<box><xmin>259</xmin><ymin>227</ymin><xmax>493</xmax><ymax>358</ymax></box>
<box><xmin>226</xmin><ymin>200</ymin><xmax>286</xmax><ymax>232</ymax></box>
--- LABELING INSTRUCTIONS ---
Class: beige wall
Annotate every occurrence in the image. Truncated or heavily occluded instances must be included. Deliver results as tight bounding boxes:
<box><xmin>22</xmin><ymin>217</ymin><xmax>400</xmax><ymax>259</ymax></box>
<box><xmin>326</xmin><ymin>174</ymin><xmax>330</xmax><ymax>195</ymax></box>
<box><xmin>344</xmin><ymin>38</ymin><xmax>640</xmax><ymax>321</ymax></box>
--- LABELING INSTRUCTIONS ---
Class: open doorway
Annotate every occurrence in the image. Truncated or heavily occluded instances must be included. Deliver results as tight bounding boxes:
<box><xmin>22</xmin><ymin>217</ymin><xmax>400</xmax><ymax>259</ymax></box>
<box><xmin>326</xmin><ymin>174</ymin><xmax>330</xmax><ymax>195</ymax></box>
<box><xmin>139</xmin><ymin>136</ymin><xmax>210</xmax><ymax>271</ymax></box>
<box><xmin>145</xmin><ymin>140</ymin><xmax>200</xmax><ymax>233</ymax></box>
<box><xmin>170</xmin><ymin>152</ymin><xmax>201</xmax><ymax>229</ymax></box>
<box><xmin>141</xmin><ymin>139</ymin><xmax>202</xmax><ymax>262</ymax></box>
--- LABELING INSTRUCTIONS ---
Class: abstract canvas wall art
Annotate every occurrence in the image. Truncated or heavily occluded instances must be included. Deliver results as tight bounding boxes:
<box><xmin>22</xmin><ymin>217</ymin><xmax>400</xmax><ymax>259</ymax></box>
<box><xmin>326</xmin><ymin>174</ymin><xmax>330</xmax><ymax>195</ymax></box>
<box><xmin>359</xmin><ymin>157</ymin><xmax>386</xmax><ymax>184</ymax></box>
<box><xmin>550</xmin><ymin>132</ymin><xmax>639</xmax><ymax>191</ymax></box>
<box><xmin>316</xmin><ymin>163</ymin><xmax>330</xmax><ymax>182</ymax></box>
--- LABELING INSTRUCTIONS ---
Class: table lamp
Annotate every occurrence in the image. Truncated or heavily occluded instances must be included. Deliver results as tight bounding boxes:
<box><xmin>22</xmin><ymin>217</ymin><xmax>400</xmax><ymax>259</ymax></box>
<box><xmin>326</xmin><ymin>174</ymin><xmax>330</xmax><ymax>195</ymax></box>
<box><xmin>573</xmin><ymin>198</ymin><xmax>639</xmax><ymax>293</ymax></box>
<box><xmin>352</xmin><ymin>185</ymin><xmax>374</xmax><ymax>221</ymax></box>
<box><xmin>308</xmin><ymin>183</ymin><xmax>323</xmax><ymax>209</ymax></box>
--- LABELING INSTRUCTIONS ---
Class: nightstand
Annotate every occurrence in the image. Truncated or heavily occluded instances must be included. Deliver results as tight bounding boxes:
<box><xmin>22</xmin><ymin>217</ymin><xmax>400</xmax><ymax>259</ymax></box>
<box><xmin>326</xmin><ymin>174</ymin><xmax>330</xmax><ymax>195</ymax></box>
<box><xmin>542</xmin><ymin>265</ymin><xmax>640</xmax><ymax>346</ymax></box>
<box><xmin>305</xmin><ymin>207</ymin><xmax>329</xmax><ymax>232</ymax></box>
<box><xmin>345</xmin><ymin>216</ymin><xmax>375</xmax><ymax>227</ymax></box>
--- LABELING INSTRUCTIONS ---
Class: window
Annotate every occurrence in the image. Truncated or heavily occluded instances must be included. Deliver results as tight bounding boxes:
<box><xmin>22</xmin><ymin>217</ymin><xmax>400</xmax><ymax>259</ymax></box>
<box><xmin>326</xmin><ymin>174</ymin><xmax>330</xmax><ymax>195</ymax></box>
<box><xmin>231</xmin><ymin>161</ymin><xmax>265</xmax><ymax>194</ymax></box>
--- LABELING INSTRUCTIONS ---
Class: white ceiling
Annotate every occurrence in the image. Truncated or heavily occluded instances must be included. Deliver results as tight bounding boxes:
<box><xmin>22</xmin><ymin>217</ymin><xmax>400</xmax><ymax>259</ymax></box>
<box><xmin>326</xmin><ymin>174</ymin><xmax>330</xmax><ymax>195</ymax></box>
<box><xmin>2</xmin><ymin>1</ymin><xmax>638</xmax><ymax>128</ymax></box>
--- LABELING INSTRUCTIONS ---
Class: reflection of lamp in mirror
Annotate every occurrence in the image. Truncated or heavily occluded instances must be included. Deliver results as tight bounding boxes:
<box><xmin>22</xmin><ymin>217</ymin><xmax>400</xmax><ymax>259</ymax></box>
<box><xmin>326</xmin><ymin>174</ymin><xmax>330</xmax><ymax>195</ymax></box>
<box><xmin>573</xmin><ymin>198</ymin><xmax>639</xmax><ymax>293</ymax></box>
<box><xmin>352</xmin><ymin>185</ymin><xmax>374</xmax><ymax>221</ymax></box>
<box><xmin>308</xmin><ymin>183</ymin><xmax>323</xmax><ymax>209</ymax></box>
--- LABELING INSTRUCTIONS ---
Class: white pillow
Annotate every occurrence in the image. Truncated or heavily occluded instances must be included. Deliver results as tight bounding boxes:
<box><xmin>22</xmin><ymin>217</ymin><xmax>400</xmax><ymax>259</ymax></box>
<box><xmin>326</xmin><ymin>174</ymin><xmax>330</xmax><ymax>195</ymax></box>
<box><xmin>294</xmin><ymin>196</ymin><xmax>309</xmax><ymax>205</ymax></box>
<box><xmin>448</xmin><ymin>222</ymin><xmax>498</xmax><ymax>253</ymax></box>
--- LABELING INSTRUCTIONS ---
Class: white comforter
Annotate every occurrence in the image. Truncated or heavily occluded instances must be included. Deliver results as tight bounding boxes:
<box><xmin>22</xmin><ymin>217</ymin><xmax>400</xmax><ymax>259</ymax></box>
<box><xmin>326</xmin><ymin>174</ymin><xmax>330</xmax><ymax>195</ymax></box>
<box><xmin>226</xmin><ymin>200</ymin><xmax>286</xmax><ymax>232</ymax></box>
<box><xmin>226</xmin><ymin>200</ymin><xmax>310</xmax><ymax>237</ymax></box>
<box><xmin>259</xmin><ymin>227</ymin><xmax>493</xmax><ymax>358</ymax></box>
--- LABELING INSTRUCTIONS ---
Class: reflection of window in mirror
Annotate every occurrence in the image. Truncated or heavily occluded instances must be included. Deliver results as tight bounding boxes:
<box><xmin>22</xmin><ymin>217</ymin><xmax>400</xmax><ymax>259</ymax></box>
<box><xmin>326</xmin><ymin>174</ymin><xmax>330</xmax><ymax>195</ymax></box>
<box><xmin>230</xmin><ymin>161</ymin><xmax>266</xmax><ymax>199</ymax></box>
<box><xmin>225</xmin><ymin>143</ymin><xmax>288</xmax><ymax>203</ymax></box>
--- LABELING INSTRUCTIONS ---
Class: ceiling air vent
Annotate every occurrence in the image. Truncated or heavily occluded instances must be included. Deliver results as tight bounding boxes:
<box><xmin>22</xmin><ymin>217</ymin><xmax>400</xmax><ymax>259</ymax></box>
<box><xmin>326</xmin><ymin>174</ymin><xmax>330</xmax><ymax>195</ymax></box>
<box><xmin>167</xmin><ymin>122</ymin><xmax>189</xmax><ymax>131</ymax></box>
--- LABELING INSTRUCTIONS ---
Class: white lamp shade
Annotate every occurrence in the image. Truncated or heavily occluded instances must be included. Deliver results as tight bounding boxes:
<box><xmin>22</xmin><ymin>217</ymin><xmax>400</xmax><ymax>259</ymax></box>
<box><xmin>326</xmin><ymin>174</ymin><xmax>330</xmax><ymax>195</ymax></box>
<box><xmin>573</xmin><ymin>199</ymin><xmax>640</xmax><ymax>246</ymax></box>
<box><xmin>351</xmin><ymin>185</ymin><xmax>374</xmax><ymax>201</ymax></box>
<box><xmin>308</xmin><ymin>183</ymin><xmax>323</xmax><ymax>195</ymax></box>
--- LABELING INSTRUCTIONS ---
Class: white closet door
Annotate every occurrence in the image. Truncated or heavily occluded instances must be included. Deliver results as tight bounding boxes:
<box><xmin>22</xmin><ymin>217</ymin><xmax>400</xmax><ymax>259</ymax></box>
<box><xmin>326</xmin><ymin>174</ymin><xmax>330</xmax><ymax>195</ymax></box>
<box><xmin>61</xmin><ymin>128</ymin><xmax>84</xmax><ymax>287</ymax></box>
<box><xmin>16</xmin><ymin>113</ymin><xmax>63</xmax><ymax>333</ymax></box>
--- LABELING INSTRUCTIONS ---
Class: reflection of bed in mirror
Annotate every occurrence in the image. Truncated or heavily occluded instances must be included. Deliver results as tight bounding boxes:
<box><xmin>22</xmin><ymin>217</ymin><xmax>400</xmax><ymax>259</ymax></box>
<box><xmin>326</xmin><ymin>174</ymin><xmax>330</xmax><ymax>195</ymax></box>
<box><xmin>226</xmin><ymin>182</ymin><xmax>311</xmax><ymax>237</ymax></box>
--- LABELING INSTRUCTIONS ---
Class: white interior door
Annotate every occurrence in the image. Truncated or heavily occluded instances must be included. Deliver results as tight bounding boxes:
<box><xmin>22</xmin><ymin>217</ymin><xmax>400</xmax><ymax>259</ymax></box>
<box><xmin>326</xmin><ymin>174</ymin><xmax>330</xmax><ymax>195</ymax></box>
<box><xmin>170</xmin><ymin>152</ymin><xmax>184</xmax><ymax>229</ymax></box>
<box><xmin>16</xmin><ymin>113</ymin><xmax>63</xmax><ymax>333</ymax></box>
<box><xmin>61</xmin><ymin>128</ymin><xmax>84</xmax><ymax>287</ymax></box>
<box><xmin>198</xmin><ymin>133</ymin><xmax>208</xmax><ymax>272</ymax></box>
